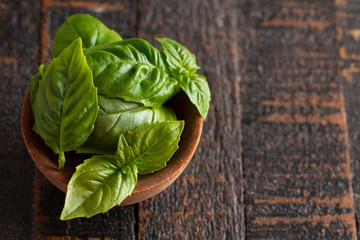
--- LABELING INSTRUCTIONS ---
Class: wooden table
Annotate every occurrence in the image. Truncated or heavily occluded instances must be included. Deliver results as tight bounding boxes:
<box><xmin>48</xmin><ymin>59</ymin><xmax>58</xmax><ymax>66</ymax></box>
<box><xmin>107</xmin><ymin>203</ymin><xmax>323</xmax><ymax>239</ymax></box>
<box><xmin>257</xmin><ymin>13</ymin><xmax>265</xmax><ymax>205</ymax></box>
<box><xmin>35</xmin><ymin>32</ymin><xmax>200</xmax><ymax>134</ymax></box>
<box><xmin>2</xmin><ymin>0</ymin><xmax>360</xmax><ymax>239</ymax></box>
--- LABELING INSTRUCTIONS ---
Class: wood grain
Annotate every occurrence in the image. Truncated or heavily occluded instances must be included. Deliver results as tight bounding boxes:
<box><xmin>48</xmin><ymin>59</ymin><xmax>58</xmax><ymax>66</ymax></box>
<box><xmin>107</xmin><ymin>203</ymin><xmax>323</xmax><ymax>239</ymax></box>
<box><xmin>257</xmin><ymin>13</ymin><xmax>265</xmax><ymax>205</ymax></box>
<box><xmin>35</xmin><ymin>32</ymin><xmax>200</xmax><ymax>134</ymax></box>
<box><xmin>241</xmin><ymin>0</ymin><xmax>356</xmax><ymax>239</ymax></box>
<box><xmin>2</xmin><ymin>0</ymin><xmax>360</xmax><ymax>239</ymax></box>
<box><xmin>0</xmin><ymin>1</ymin><xmax>40</xmax><ymax>239</ymax></box>
<box><xmin>335</xmin><ymin>0</ymin><xmax>360</xmax><ymax>238</ymax></box>
<box><xmin>136</xmin><ymin>0</ymin><xmax>244</xmax><ymax>239</ymax></box>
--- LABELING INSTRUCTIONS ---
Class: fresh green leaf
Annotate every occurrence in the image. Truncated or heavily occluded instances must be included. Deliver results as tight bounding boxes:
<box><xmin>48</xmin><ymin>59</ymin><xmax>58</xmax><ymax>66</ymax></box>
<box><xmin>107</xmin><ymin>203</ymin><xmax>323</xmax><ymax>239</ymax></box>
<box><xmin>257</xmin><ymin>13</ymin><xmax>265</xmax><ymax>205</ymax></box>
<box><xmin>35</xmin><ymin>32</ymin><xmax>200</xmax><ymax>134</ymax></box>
<box><xmin>156</xmin><ymin>37</ymin><xmax>200</xmax><ymax>76</ymax></box>
<box><xmin>125</xmin><ymin>121</ymin><xmax>184</xmax><ymax>175</ymax></box>
<box><xmin>33</xmin><ymin>38</ymin><xmax>98</xmax><ymax>169</ymax></box>
<box><xmin>77</xmin><ymin>94</ymin><xmax>177</xmax><ymax>154</ymax></box>
<box><xmin>85</xmin><ymin>43</ymin><xmax>179</xmax><ymax>107</ymax></box>
<box><xmin>29</xmin><ymin>64</ymin><xmax>47</xmax><ymax>120</ymax></box>
<box><xmin>156</xmin><ymin>38</ymin><xmax>211</xmax><ymax>120</ymax></box>
<box><xmin>60</xmin><ymin>155</ymin><xmax>137</xmax><ymax>220</ymax></box>
<box><xmin>52</xmin><ymin>14</ymin><xmax>122</xmax><ymax>58</ymax></box>
<box><xmin>116</xmin><ymin>135</ymin><xmax>134</xmax><ymax>167</ymax></box>
<box><xmin>179</xmin><ymin>74</ymin><xmax>210</xmax><ymax>120</ymax></box>
<box><xmin>121</xmin><ymin>162</ymin><xmax>138</xmax><ymax>186</ymax></box>
<box><xmin>62</xmin><ymin>121</ymin><xmax>183</xmax><ymax>220</ymax></box>
<box><xmin>111</xmin><ymin>38</ymin><xmax>167</xmax><ymax>71</ymax></box>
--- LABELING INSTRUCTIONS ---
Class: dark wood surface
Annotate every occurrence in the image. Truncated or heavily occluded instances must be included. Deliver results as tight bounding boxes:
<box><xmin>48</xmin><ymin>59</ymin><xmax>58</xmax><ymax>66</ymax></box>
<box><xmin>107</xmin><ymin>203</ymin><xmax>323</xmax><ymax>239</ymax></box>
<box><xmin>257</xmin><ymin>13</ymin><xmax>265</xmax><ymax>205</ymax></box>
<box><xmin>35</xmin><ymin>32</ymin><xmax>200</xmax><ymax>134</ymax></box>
<box><xmin>1</xmin><ymin>0</ymin><xmax>360</xmax><ymax>239</ymax></box>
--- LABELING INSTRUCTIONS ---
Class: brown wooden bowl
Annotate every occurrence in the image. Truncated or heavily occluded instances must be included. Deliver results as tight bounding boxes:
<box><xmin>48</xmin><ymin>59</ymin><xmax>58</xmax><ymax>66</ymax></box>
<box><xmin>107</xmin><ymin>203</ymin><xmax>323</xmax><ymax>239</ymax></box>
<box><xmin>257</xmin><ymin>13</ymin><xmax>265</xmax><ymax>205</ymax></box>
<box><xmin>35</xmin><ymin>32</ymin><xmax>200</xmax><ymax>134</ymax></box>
<box><xmin>21</xmin><ymin>90</ymin><xmax>202</xmax><ymax>205</ymax></box>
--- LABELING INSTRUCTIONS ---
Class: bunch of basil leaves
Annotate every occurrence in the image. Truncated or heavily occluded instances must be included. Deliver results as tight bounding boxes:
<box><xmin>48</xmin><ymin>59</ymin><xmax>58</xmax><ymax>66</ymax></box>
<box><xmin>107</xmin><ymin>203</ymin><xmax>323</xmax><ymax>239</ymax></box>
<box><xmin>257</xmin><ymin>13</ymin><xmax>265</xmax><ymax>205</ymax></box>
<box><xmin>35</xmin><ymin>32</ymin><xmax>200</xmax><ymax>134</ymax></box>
<box><xmin>29</xmin><ymin>14</ymin><xmax>210</xmax><ymax>220</ymax></box>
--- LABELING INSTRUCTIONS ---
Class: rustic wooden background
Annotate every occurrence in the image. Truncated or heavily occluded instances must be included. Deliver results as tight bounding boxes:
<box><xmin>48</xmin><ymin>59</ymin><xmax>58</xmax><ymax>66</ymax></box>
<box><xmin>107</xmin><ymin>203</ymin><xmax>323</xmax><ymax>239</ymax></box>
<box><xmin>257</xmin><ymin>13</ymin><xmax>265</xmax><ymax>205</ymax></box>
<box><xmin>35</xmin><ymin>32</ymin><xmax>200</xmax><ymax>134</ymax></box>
<box><xmin>1</xmin><ymin>0</ymin><xmax>360</xmax><ymax>239</ymax></box>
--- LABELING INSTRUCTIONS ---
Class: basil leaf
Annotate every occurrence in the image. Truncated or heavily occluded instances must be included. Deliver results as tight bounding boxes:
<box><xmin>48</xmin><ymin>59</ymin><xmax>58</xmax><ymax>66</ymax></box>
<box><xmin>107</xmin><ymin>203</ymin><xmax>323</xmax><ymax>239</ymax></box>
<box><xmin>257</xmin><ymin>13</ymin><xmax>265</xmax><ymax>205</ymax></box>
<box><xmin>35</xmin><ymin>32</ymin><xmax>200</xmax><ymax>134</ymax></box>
<box><xmin>112</xmin><ymin>38</ymin><xmax>167</xmax><ymax>72</ymax></box>
<box><xmin>61</xmin><ymin>121</ymin><xmax>183</xmax><ymax>220</ymax></box>
<box><xmin>125</xmin><ymin>121</ymin><xmax>184</xmax><ymax>175</ymax></box>
<box><xmin>116</xmin><ymin>135</ymin><xmax>135</xmax><ymax>167</ymax></box>
<box><xmin>33</xmin><ymin>38</ymin><xmax>98</xmax><ymax>169</ymax></box>
<box><xmin>60</xmin><ymin>155</ymin><xmax>137</xmax><ymax>220</ymax></box>
<box><xmin>179</xmin><ymin>74</ymin><xmax>211</xmax><ymax>120</ymax></box>
<box><xmin>77</xmin><ymin>94</ymin><xmax>177</xmax><ymax>154</ymax></box>
<box><xmin>85</xmin><ymin>43</ymin><xmax>179</xmax><ymax>107</ymax></box>
<box><xmin>156</xmin><ymin>38</ymin><xmax>211</xmax><ymax>120</ymax></box>
<box><xmin>29</xmin><ymin>64</ymin><xmax>47</xmax><ymax>121</ymax></box>
<box><xmin>52</xmin><ymin>14</ymin><xmax>122</xmax><ymax>58</ymax></box>
<box><xmin>156</xmin><ymin>37</ymin><xmax>200</xmax><ymax>76</ymax></box>
<box><xmin>121</xmin><ymin>162</ymin><xmax>138</xmax><ymax>186</ymax></box>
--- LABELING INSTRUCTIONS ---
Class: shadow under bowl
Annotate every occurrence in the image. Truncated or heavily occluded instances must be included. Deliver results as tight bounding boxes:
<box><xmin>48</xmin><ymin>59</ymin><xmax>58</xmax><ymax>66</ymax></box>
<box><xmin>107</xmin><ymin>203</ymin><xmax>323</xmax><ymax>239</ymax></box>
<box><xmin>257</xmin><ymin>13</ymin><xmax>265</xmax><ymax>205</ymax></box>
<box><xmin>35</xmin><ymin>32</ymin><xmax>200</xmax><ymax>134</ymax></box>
<box><xmin>21</xmin><ymin>90</ymin><xmax>203</xmax><ymax>205</ymax></box>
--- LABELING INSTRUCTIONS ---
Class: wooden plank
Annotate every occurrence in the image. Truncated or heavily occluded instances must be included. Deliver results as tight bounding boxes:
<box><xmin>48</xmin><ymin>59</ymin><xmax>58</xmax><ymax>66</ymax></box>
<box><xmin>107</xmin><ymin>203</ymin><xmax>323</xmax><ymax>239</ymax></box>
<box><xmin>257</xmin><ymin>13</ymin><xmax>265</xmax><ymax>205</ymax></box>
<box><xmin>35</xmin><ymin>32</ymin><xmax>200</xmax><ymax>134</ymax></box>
<box><xmin>31</xmin><ymin>1</ymin><xmax>138</xmax><ymax>239</ymax></box>
<box><xmin>0</xmin><ymin>1</ymin><xmax>40</xmax><ymax>239</ymax></box>
<box><xmin>335</xmin><ymin>0</ymin><xmax>360</xmax><ymax>238</ymax></box>
<box><xmin>136</xmin><ymin>0</ymin><xmax>244</xmax><ymax>239</ymax></box>
<box><xmin>241</xmin><ymin>0</ymin><xmax>356</xmax><ymax>238</ymax></box>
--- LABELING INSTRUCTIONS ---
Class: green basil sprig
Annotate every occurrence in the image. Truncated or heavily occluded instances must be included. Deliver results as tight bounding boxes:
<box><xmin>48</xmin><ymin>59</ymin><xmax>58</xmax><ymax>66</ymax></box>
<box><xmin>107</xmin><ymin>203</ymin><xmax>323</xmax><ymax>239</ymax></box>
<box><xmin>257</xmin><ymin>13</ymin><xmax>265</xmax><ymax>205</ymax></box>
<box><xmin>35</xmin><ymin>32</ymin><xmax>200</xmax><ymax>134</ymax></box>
<box><xmin>33</xmin><ymin>38</ymin><xmax>98</xmax><ymax>170</ymax></box>
<box><xmin>179</xmin><ymin>74</ymin><xmax>211</xmax><ymax>120</ymax></box>
<box><xmin>156</xmin><ymin>38</ymin><xmax>211</xmax><ymax>119</ymax></box>
<box><xmin>61</xmin><ymin>121</ymin><xmax>184</xmax><ymax>220</ymax></box>
<box><xmin>29</xmin><ymin>14</ymin><xmax>210</xmax><ymax>219</ymax></box>
<box><xmin>60</xmin><ymin>154</ymin><xmax>138</xmax><ymax>220</ymax></box>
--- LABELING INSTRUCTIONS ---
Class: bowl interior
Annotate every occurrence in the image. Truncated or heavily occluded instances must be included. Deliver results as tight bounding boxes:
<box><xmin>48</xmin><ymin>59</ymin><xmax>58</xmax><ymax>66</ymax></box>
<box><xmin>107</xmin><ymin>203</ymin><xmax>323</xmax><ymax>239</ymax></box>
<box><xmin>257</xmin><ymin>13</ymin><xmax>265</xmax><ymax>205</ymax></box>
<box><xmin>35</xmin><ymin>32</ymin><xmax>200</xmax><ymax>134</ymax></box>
<box><xmin>21</xmin><ymin>90</ymin><xmax>203</xmax><ymax>205</ymax></box>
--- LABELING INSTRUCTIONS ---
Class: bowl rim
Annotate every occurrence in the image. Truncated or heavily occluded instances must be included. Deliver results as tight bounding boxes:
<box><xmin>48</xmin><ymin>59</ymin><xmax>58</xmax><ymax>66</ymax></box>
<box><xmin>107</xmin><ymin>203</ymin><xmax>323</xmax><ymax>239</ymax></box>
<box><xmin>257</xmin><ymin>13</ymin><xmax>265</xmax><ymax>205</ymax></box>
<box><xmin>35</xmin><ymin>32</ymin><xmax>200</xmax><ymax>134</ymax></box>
<box><xmin>21</xmin><ymin>89</ymin><xmax>203</xmax><ymax>205</ymax></box>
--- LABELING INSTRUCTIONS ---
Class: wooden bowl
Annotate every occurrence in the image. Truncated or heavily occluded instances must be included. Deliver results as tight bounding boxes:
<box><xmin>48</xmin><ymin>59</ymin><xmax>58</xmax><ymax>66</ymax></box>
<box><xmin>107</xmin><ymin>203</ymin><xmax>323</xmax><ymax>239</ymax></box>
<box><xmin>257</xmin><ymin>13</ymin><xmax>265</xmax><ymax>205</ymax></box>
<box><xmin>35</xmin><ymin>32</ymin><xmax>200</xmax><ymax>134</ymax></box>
<box><xmin>21</xmin><ymin>90</ymin><xmax>202</xmax><ymax>205</ymax></box>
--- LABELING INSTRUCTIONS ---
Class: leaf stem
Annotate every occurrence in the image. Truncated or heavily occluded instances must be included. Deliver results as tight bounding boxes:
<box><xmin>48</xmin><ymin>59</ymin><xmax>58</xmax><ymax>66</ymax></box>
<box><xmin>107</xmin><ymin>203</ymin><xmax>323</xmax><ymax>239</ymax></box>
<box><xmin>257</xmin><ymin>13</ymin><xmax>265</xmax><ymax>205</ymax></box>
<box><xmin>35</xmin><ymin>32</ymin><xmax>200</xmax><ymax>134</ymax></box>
<box><xmin>59</xmin><ymin>151</ymin><xmax>65</xmax><ymax>170</ymax></box>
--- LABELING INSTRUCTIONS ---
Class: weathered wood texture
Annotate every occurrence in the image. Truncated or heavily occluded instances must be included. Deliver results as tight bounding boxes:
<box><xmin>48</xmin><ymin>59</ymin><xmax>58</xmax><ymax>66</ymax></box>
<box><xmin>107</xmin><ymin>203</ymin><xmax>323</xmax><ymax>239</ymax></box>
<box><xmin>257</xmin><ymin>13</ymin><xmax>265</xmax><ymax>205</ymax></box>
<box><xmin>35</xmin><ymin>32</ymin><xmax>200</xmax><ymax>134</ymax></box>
<box><xmin>0</xmin><ymin>1</ymin><xmax>40</xmax><ymax>239</ymax></box>
<box><xmin>31</xmin><ymin>1</ymin><xmax>138</xmax><ymax>239</ymax></box>
<box><xmin>136</xmin><ymin>0</ymin><xmax>244</xmax><ymax>239</ymax></box>
<box><xmin>241</xmin><ymin>0</ymin><xmax>356</xmax><ymax>239</ymax></box>
<box><xmin>335</xmin><ymin>0</ymin><xmax>360</xmax><ymax>238</ymax></box>
<box><xmin>2</xmin><ymin>0</ymin><xmax>360</xmax><ymax>239</ymax></box>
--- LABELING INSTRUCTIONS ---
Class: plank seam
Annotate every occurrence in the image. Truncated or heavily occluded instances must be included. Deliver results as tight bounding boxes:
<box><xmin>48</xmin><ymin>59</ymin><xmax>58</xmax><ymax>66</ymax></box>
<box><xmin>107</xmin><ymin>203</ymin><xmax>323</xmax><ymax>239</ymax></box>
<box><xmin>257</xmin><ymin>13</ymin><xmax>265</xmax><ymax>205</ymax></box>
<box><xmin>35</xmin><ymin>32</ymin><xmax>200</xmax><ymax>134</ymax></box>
<box><xmin>333</xmin><ymin>0</ymin><xmax>358</xmax><ymax>238</ymax></box>
<box><xmin>40</xmin><ymin>0</ymin><xmax>49</xmax><ymax>64</ymax></box>
<box><xmin>31</xmin><ymin>1</ymin><xmax>46</xmax><ymax>239</ymax></box>
<box><xmin>134</xmin><ymin>203</ymin><xmax>139</xmax><ymax>240</ymax></box>
<box><xmin>135</xmin><ymin>0</ymin><xmax>141</xmax><ymax>39</ymax></box>
<box><xmin>230</xmin><ymin>13</ymin><xmax>247</xmax><ymax>240</ymax></box>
